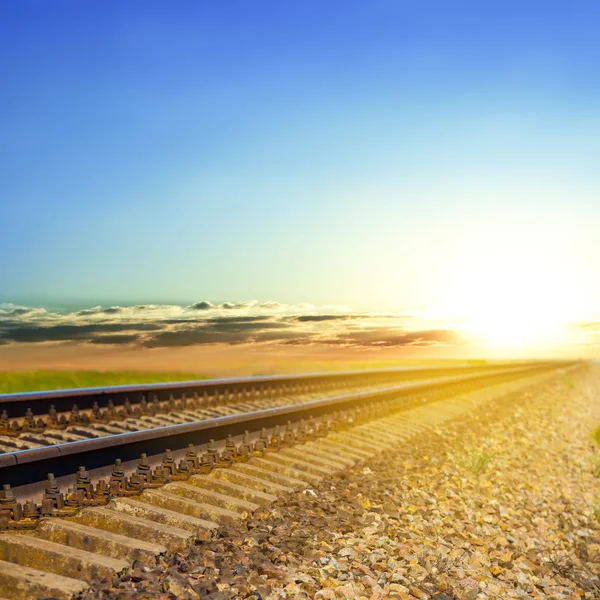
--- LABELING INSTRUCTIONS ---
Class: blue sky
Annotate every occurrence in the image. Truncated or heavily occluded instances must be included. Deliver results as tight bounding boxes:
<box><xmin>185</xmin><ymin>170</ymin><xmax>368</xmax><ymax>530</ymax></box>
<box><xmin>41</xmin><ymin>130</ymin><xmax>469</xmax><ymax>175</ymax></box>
<box><xmin>2</xmin><ymin>1</ymin><xmax>600</xmax><ymax>319</ymax></box>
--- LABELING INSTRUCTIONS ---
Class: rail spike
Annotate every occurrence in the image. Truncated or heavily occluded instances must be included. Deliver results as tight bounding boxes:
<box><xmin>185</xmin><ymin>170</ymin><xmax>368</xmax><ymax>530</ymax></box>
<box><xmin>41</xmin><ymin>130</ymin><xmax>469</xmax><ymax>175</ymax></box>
<box><xmin>0</xmin><ymin>484</ymin><xmax>23</xmax><ymax>529</ymax></box>
<box><xmin>92</xmin><ymin>401</ymin><xmax>101</xmax><ymax>420</ymax></box>
<box><xmin>76</xmin><ymin>465</ymin><xmax>107</xmax><ymax>506</ymax></box>
<box><xmin>64</xmin><ymin>487</ymin><xmax>85</xmax><ymax>511</ymax></box>
<box><xmin>240</xmin><ymin>431</ymin><xmax>253</xmax><ymax>458</ymax></box>
<box><xmin>184</xmin><ymin>444</ymin><xmax>201</xmax><ymax>471</ymax></box>
<box><xmin>176</xmin><ymin>459</ymin><xmax>192</xmax><ymax>479</ymax></box>
<box><xmin>269</xmin><ymin>426</ymin><xmax>282</xmax><ymax>450</ymax></box>
<box><xmin>198</xmin><ymin>451</ymin><xmax>214</xmax><ymax>474</ymax></box>
<box><xmin>8</xmin><ymin>420</ymin><xmax>21</xmax><ymax>437</ymax></box>
<box><xmin>150</xmin><ymin>466</ymin><xmax>169</xmax><ymax>485</ymax></box>
<box><xmin>69</xmin><ymin>403</ymin><xmax>81</xmax><ymax>424</ymax></box>
<box><xmin>41</xmin><ymin>473</ymin><xmax>78</xmax><ymax>516</ymax></box>
<box><xmin>107</xmin><ymin>399</ymin><xmax>117</xmax><ymax>419</ymax></box>
<box><xmin>162</xmin><ymin>449</ymin><xmax>182</xmax><ymax>479</ymax></box>
<box><xmin>136</xmin><ymin>452</ymin><xmax>160</xmax><ymax>487</ymax></box>
<box><xmin>0</xmin><ymin>411</ymin><xmax>8</xmax><ymax>436</ymax></box>
<box><xmin>283</xmin><ymin>420</ymin><xmax>296</xmax><ymax>446</ymax></box>
<box><xmin>254</xmin><ymin>428</ymin><xmax>268</xmax><ymax>454</ymax></box>
<box><xmin>136</xmin><ymin>453</ymin><xmax>150</xmax><ymax>477</ymax></box>
<box><xmin>109</xmin><ymin>459</ymin><xmax>140</xmax><ymax>496</ymax></box>
<box><xmin>217</xmin><ymin>439</ymin><xmax>234</xmax><ymax>468</ymax></box>
<box><xmin>21</xmin><ymin>500</ymin><xmax>40</xmax><ymax>527</ymax></box>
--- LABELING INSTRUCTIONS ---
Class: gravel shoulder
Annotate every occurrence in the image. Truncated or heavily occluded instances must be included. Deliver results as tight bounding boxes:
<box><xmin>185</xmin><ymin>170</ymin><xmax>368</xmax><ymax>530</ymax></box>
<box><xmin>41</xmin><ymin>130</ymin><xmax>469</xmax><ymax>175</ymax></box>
<box><xmin>84</xmin><ymin>365</ymin><xmax>600</xmax><ymax>600</ymax></box>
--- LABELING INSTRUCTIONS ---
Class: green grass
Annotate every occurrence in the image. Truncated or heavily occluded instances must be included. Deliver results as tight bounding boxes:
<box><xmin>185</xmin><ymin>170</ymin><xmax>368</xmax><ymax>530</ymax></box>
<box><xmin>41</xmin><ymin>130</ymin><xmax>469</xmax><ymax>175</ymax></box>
<box><xmin>594</xmin><ymin>492</ymin><xmax>600</xmax><ymax>524</ymax></box>
<box><xmin>0</xmin><ymin>371</ymin><xmax>208</xmax><ymax>395</ymax></box>
<box><xmin>463</xmin><ymin>449</ymin><xmax>494</xmax><ymax>475</ymax></box>
<box><xmin>591</xmin><ymin>454</ymin><xmax>600</xmax><ymax>479</ymax></box>
<box><xmin>0</xmin><ymin>360</ymin><xmax>468</xmax><ymax>394</ymax></box>
<box><xmin>594</xmin><ymin>425</ymin><xmax>600</xmax><ymax>447</ymax></box>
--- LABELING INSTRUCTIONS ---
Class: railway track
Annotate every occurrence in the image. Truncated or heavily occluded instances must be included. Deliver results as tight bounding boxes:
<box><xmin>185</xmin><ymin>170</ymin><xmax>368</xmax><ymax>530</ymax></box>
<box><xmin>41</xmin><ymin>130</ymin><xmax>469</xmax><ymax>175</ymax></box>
<box><xmin>0</xmin><ymin>362</ymin><xmax>547</xmax><ymax>453</ymax></box>
<box><xmin>0</xmin><ymin>361</ymin><xmax>578</xmax><ymax>599</ymax></box>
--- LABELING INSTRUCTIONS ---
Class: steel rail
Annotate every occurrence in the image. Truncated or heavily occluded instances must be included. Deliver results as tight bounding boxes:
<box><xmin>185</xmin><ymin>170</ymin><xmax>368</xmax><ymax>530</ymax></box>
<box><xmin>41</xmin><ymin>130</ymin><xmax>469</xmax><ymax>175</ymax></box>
<box><xmin>0</xmin><ymin>362</ymin><xmax>568</xmax><ymax>489</ymax></box>
<box><xmin>0</xmin><ymin>361</ymin><xmax>553</xmax><ymax>417</ymax></box>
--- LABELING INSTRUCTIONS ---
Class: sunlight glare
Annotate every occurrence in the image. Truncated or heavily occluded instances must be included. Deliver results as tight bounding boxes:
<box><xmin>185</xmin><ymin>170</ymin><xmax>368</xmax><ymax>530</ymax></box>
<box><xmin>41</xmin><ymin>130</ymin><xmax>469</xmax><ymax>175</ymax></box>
<box><xmin>440</xmin><ymin>234</ymin><xmax>579</xmax><ymax>350</ymax></box>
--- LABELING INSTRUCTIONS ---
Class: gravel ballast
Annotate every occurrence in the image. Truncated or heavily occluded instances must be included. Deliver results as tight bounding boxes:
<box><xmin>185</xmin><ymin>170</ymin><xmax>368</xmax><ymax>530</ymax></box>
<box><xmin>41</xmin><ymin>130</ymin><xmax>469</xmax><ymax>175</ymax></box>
<box><xmin>82</xmin><ymin>366</ymin><xmax>600</xmax><ymax>600</ymax></box>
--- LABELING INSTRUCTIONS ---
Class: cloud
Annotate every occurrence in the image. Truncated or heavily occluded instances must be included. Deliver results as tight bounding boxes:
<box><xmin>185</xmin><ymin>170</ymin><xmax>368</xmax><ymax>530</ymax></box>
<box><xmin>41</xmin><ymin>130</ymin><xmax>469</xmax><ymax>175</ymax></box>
<box><xmin>294</xmin><ymin>315</ymin><xmax>351</xmax><ymax>322</ymax></box>
<box><xmin>0</xmin><ymin>306</ymin><xmax>50</xmax><ymax>318</ymax></box>
<box><xmin>143</xmin><ymin>325</ymin><xmax>302</xmax><ymax>348</ymax></box>
<box><xmin>144</xmin><ymin>329</ymin><xmax>239</xmax><ymax>347</ymax></box>
<box><xmin>221</xmin><ymin>301</ymin><xmax>254</xmax><ymax>309</ymax></box>
<box><xmin>186</xmin><ymin>300</ymin><xmax>286</xmax><ymax>312</ymax></box>
<box><xmin>0</xmin><ymin>322</ymin><xmax>162</xmax><ymax>343</ymax></box>
<box><xmin>204</xmin><ymin>321</ymin><xmax>289</xmax><ymax>333</ymax></box>
<box><xmin>322</xmin><ymin>328</ymin><xmax>464</xmax><ymax>348</ymax></box>
<box><xmin>89</xmin><ymin>334</ymin><xmax>142</xmax><ymax>345</ymax></box>
<box><xmin>206</xmin><ymin>316</ymin><xmax>274</xmax><ymax>324</ymax></box>
<box><xmin>188</xmin><ymin>301</ymin><xmax>216</xmax><ymax>311</ymax></box>
<box><xmin>258</xmin><ymin>301</ymin><xmax>283</xmax><ymax>309</ymax></box>
<box><xmin>7</xmin><ymin>307</ymin><xmax>44</xmax><ymax>316</ymax></box>
<box><xmin>76</xmin><ymin>307</ymin><xmax>105</xmax><ymax>316</ymax></box>
<box><xmin>77</xmin><ymin>306</ymin><xmax>123</xmax><ymax>316</ymax></box>
<box><xmin>0</xmin><ymin>300</ymin><xmax>471</xmax><ymax>350</ymax></box>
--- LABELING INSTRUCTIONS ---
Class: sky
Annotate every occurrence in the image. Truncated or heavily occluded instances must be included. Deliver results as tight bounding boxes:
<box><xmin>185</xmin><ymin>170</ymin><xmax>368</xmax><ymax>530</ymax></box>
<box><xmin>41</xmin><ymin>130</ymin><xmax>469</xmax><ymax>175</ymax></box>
<box><xmin>1</xmin><ymin>1</ymin><xmax>600</xmax><ymax>358</ymax></box>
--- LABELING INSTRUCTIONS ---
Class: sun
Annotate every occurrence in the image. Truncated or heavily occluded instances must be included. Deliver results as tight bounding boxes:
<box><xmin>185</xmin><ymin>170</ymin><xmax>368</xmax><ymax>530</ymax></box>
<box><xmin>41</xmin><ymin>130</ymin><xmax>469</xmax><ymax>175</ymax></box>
<box><xmin>440</xmin><ymin>243</ymin><xmax>578</xmax><ymax>351</ymax></box>
<box><xmin>461</xmin><ymin>305</ymin><xmax>565</xmax><ymax>348</ymax></box>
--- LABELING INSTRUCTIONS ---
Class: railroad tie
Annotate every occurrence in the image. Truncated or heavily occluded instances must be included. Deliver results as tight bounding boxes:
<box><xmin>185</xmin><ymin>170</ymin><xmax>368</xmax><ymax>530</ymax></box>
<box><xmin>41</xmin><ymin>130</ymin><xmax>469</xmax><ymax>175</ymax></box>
<box><xmin>0</xmin><ymin>559</ymin><xmax>89</xmax><ymax>600</ymax></box>
<box><xmin>137</xmin><ymin>488</ymin><xmax>242</xmax><ymax>523</ymax></box>
<box><xmin>106</xmin><ymin>496</ymin><xmax>219</xmax><ymax>539</ymax></box>
<box><xmin>0</xmin><ymin>533</ymin><xmax>129</xmax><ymax>580</ymax></box>
<box><xmin>278</xmin><ymin>446</ymin><xmax>350</xmax><ymax>470</ymax></box>
<box><xmin>186</xmin><ymin>474</ymin><xmax>277</xmax><ymax>506</ymax></box>
<box><xmin>162</xmin><ymin>481</ymin><xmax>260</xmax><ymax>514</ymax></box>
<box><xmin>210</xmin><ymin>466</ymin><xmax>297</xmax><ymax>495</ymax></box>
<box><xmin>35</xmin><ymin>517</ymin><xmax>167</xmax><ymax>565</ymax></box>
<box><xmin>229</xmin><ymin>461</ymin><xmax>310</xmax><ymax>488</ymax></box>
<box><xmin>291</xmin><ymin>444</ymin><xmax>357</xmax><ymax>467</ymax></box>
<box><xmin>312</xmin><ymin>437</ymin><xmax>374</xmax><ymax>460</ymax></box>
<box><xmin>71</xmin><ymin>505</ymin><xmax>195</xmax><ymax>553</ymax></box>
<box><xmin>249</xmin><ymin>455</ymin><xmax>325</xmax><ymax>484</ymax></box>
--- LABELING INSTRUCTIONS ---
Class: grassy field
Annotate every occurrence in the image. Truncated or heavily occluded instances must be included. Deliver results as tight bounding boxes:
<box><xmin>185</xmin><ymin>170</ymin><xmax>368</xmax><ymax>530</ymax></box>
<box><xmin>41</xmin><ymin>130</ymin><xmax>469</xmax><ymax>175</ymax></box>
<box><xmin>0</xmin><ymin>371</ymin><xmax>208</xmax><ymax>395</ymax></box>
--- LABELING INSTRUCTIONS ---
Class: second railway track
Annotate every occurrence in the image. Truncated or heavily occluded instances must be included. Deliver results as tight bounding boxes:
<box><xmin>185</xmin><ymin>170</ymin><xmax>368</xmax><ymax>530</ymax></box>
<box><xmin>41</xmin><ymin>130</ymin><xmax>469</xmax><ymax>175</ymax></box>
<box><xmin>0</xmin><ymin>361</ymin><xmax>579</xmax><ymax>599</ymax></box>
<box><xmin>0</xmin><ymin>362</ymin><xmax>549</xmax><ymax>454</ymax></box>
